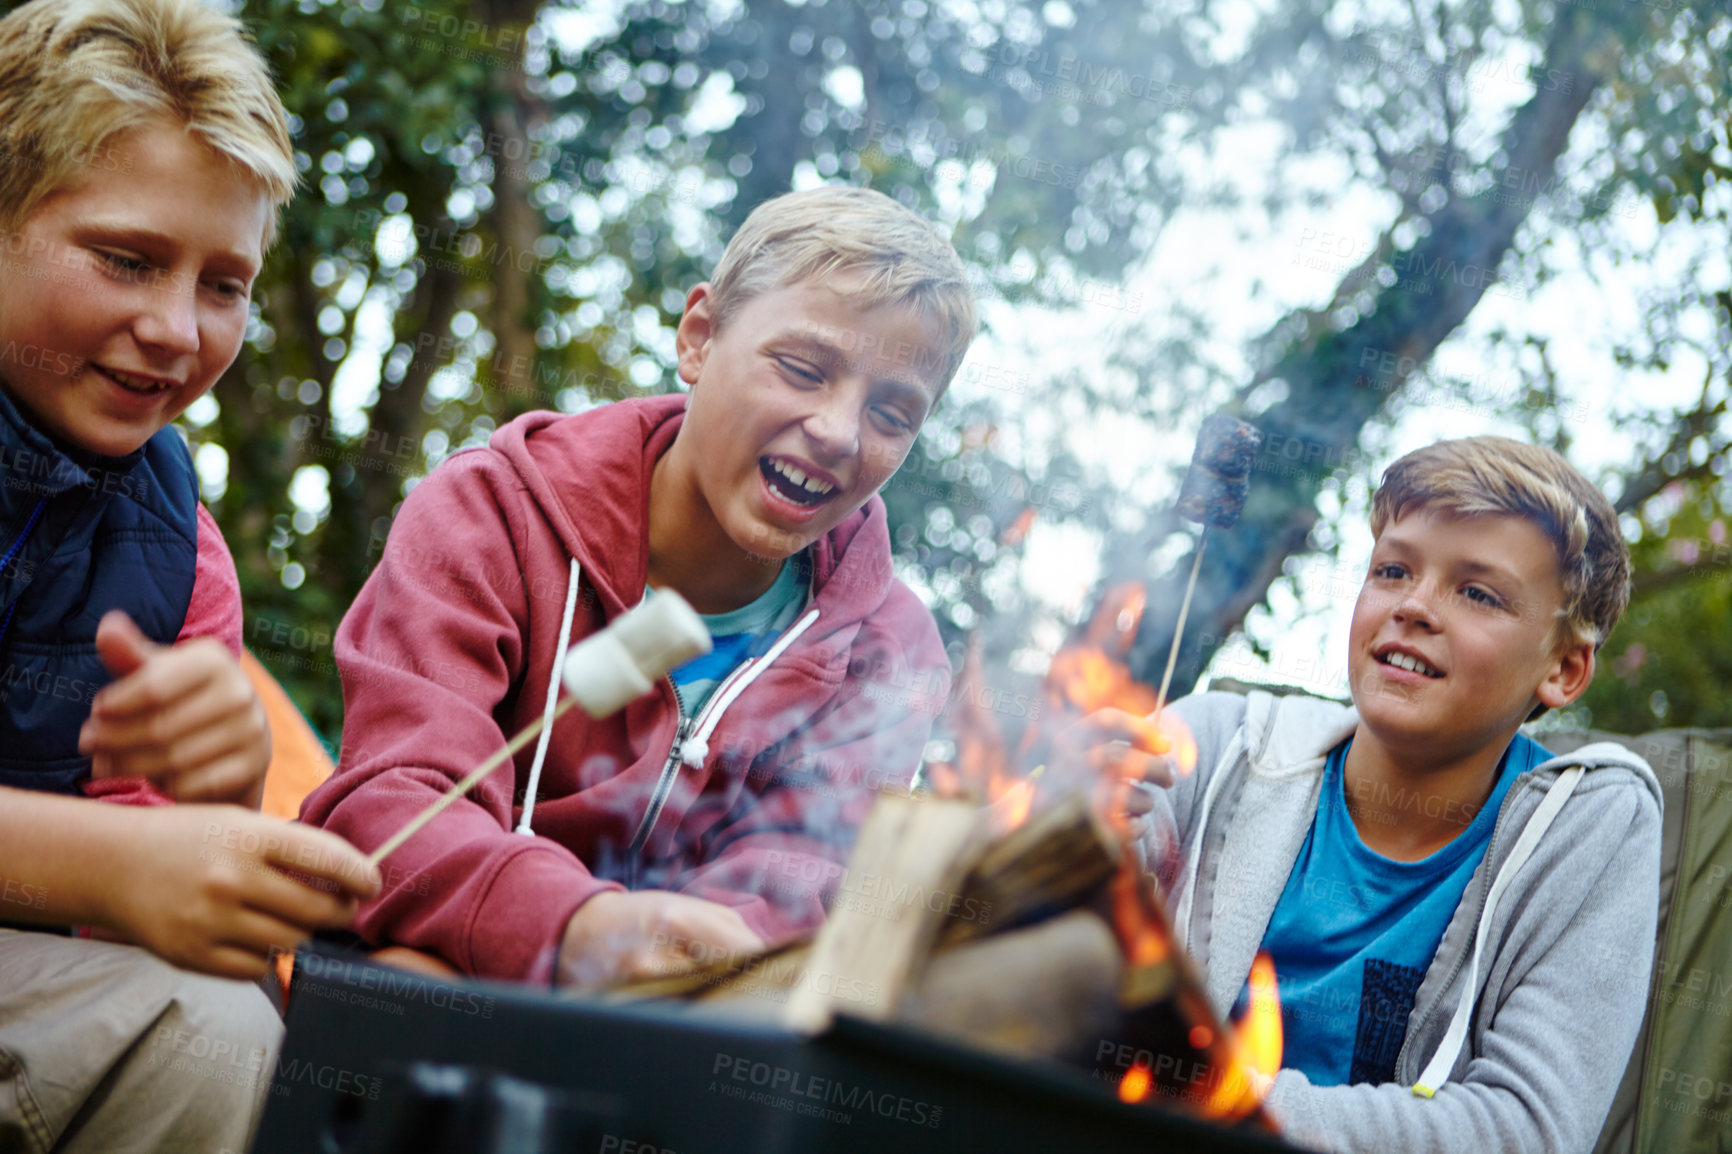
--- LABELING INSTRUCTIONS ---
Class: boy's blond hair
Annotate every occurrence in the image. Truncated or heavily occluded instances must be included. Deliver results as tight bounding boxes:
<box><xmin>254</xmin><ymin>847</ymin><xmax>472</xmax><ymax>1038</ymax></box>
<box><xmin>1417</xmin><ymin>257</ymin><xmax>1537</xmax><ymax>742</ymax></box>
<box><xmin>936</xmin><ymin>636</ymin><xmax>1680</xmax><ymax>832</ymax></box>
<box><xmin>0</xmin><ymin>0</ymin><xmax>294</xmax><ymax>246</ymax></box>
<box><xmin>708</xmin><ymin>186</ymin><xmax>977</xmax><ymax>388</ymax></box>
<box><xmin>1370</xmin><ymin>435</ymin><xmax>1631</xmax><ymax>650</ymax></box>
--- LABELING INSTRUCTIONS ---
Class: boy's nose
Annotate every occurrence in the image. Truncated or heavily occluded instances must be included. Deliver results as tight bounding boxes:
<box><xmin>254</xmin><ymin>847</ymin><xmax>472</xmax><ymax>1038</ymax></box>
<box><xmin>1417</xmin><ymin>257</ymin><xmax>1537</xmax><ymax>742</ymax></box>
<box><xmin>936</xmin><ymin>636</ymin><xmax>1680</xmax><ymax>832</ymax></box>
<box><xmin>134</xmin><ymin>277</ymin><xmax>201</xmax><ymax>356</ymax></box>
<box><xmin>1392</xmin><ymin>587</ymin><xmax>1440</xmax><ymax>628</ymax></box>
<box><xmin>803</xmin><ymin>395</ymin><xmax>861</xmax><ymax>462</ymax></box>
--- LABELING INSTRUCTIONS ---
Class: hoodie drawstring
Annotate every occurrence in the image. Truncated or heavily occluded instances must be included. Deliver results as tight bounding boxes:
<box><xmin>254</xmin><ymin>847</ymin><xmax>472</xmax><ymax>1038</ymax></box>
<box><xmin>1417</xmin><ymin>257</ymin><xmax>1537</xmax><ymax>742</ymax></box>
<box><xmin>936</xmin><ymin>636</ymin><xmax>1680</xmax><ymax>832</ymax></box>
<box><xmin>516</xmin><ymin>558</ymin><xmax>582</xmax><ymax>837</ymax></box>
<box><xmin>1412</xmin><ymin>764</ymin><xmax>1585</xmax><ymax>1097</ymax></box>
<box><xmin>678</xmin><ymin>608</ymin><xmax>819</xmax><ymax>769</ymax></box>
<box><xmin>628</xmin><ymin>606</ymin><xmax>821</xmax><ymax>865</ymax></box>
<box><xmin>516</xmin><ymin>564</ymin><xmax>820</xmax><ymax>843</ymax></box>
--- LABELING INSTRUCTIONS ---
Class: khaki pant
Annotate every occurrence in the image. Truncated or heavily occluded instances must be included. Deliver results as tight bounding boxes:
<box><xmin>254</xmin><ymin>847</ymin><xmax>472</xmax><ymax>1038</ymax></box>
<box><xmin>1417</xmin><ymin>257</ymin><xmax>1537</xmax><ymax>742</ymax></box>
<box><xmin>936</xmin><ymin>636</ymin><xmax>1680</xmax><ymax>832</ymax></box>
<box><xmin>0</xmin><ymin>930</ymin><xmax>281</xmax><ymax>1154</ymax></box>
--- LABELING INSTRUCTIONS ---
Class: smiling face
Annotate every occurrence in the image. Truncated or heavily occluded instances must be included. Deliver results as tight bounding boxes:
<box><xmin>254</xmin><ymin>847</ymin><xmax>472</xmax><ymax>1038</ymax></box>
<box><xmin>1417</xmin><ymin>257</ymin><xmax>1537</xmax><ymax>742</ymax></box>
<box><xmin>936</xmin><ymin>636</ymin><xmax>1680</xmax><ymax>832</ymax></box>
<box><xmin>1348</xmin><ymin>507</ymin><xmax>1595</xmax><ymax>764</ymax></box>
<box><xmin>670</xmin><ymin>276</ymin><xmax>947</xmax><ymax>562</ymax></box>
<box><xmin>0</xmin><ymin>118</ymin><xmax>268</xmax><ymax>458</ymax></box>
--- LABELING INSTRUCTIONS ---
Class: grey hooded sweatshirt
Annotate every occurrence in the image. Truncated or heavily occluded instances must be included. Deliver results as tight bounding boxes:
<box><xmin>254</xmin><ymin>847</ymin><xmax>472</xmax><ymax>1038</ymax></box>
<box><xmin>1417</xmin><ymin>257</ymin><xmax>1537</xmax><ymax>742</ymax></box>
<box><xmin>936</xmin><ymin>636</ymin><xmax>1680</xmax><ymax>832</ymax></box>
<box><xmin>1139</xmin><ymin>690</ymin><xmax>1661</xmax><ymax>1154</ymax></box>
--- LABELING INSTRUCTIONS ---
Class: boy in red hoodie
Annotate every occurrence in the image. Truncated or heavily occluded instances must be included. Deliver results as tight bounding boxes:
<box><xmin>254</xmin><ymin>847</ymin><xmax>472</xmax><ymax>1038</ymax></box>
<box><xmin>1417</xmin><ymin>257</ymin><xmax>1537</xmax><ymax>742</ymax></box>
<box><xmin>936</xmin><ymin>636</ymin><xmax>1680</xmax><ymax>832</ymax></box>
<box><xmin>303</xmin><ymin>187</ymin><xmax>976</xmax><ymax>986</ymax></box>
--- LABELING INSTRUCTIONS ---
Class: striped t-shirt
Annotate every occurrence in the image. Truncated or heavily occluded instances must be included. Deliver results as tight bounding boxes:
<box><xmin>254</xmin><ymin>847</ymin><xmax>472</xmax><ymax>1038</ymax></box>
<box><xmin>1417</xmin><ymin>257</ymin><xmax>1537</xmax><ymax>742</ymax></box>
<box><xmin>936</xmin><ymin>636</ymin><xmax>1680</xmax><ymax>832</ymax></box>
<box><xmin>660</xmin><ymin>552</ymin><xmax>810</xmax><ymax>718</ymax></box>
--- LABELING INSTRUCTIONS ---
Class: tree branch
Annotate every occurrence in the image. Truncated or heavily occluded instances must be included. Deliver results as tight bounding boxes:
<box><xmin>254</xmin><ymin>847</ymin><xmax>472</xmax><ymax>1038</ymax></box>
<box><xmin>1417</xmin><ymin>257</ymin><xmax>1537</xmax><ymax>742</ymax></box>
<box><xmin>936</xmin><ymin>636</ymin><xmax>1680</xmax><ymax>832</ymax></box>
<box><xmin>1613</xmin><ymin>365</ymin><xmax>1728</xmax><ymax>514</ymax></box>
<box><xmin>1121</xmin><ymin>8</ymin><xmax>1621</xmax><ymax>696</ymax></box>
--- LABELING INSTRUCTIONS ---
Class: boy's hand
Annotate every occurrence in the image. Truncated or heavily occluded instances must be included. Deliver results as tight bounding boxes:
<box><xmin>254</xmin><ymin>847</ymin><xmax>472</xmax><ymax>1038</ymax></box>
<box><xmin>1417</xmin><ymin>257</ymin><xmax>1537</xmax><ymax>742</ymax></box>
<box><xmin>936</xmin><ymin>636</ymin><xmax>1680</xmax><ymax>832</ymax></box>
<box><xmin>556</xmin><ymin>890</ymin><xmax>766</xmax><ymax>988</ymax></box>
<box><xmin>1051</xmin><ymin>707</ymin><xmax>1191</xmax><ymax>831</ymax></box>
<box><xmin>101</xmin><ymin>805</ymin><xmax>381</xmax><ymax>979</ymax></box>
<box><xmin>80</xmin><ymin>610</ymin><xmax>271</xmax><ymax>806</ymax></box>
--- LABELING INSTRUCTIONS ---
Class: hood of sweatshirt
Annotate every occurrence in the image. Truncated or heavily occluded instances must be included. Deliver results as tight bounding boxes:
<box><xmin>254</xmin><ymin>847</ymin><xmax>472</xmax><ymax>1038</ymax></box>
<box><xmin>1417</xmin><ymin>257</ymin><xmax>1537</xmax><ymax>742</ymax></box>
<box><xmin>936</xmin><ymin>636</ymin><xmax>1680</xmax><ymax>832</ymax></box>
<box><xmin>1236</xmin><ymin>690</ymin><xmax>1660</xmax><ymax>816</ymax></box>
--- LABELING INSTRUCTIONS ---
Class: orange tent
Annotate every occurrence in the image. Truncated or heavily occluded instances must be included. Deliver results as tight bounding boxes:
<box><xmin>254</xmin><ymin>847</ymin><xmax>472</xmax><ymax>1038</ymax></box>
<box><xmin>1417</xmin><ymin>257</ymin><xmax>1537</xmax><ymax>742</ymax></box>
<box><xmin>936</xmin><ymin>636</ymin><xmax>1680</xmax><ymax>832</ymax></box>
<box><xmin>242</xmin><ymin>649</ymin><xmax>334</xmax><ymax>819</ymax></box>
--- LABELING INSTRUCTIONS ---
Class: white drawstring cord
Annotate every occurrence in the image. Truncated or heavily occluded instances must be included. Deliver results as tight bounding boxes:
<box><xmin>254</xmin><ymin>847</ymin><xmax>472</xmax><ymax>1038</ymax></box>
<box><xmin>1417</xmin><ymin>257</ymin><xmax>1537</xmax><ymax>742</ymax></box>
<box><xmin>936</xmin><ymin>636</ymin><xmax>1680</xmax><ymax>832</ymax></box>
<box><xmin>679</xmin><ymin>609</ymin><xmax>819</xmax><ymax>769</ymax></box>
<box><xmin>516</xmin><ymin>558</ymin><xmax>581</xmax><ymax>836</ymax></box>
<box><xmin>1412</xmin><ymin>765</ymin><xmax>1585</xmax><ymax>1096</ymax></box>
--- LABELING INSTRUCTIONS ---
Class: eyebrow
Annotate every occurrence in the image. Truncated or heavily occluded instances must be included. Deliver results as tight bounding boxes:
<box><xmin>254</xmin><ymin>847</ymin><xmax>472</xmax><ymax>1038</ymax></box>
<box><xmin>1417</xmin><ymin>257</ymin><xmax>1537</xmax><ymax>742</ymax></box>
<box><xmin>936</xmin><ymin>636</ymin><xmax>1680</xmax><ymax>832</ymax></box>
<box><xmin>1454</xmin><ymin>558</ymin><xmax>1525</xmax><ymax>587</ymax></box>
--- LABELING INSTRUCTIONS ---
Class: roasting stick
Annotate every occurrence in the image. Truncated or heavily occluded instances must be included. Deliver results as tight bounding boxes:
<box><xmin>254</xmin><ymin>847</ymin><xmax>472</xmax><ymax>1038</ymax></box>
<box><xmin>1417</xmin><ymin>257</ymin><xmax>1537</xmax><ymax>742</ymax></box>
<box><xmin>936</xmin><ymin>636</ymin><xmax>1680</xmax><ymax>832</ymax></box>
<box><xmin>366</xmin><ymin>695</ymin><xmax>581</xmax><ymax>868</ymax></box>
<box><xmin>1151</xmin><ymin>534</ymin><xmax>1206</xmax><ymax>720</ymax></box>
<box><xmin>1150</xmin><ymin>414</ymin><xmax>1262</xmax><ymax>724</ymax></box>
<box><xmin>366</xmin><ymin>591</ymin><xmax>712</xmax><ymax>869</ymax></box>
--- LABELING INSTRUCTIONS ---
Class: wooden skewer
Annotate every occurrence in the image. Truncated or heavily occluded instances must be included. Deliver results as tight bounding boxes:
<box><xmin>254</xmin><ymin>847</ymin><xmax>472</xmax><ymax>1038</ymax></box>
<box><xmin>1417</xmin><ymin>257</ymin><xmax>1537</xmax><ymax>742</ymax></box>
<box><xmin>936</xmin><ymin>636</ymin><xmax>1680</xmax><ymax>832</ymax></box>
<box><xmin>367</xmin><ymin>693</ymin><xmax>582</xmax><ymax>868</ymax></box>
<box><xmin>1152</xmin><ymin>531</ymin><xmax>1207</xmax><ymax>720</ymax></box>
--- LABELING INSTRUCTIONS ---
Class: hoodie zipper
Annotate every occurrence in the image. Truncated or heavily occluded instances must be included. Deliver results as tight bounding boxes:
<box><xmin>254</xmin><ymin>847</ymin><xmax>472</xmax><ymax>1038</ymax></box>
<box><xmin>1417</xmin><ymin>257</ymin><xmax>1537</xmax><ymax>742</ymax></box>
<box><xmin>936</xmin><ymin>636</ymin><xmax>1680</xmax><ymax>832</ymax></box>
<box><xmin>1393</xmin><ymin>768</ymin><xmax>1534</xmax><ymax>1081</ymax></box>
<box><xmin>623</xmin><ymin>607</ymin><xmax>821</xmax><ymax>877</ymax></box>
<box><xmin>627</xmin><ymin>678</ymin><xmax>690</xmax><ymax>868</ymax></box>
<box><xmin>626</xmin><ymin>662</ymin><xmax>754</xmax><ymax>865</ymax></box>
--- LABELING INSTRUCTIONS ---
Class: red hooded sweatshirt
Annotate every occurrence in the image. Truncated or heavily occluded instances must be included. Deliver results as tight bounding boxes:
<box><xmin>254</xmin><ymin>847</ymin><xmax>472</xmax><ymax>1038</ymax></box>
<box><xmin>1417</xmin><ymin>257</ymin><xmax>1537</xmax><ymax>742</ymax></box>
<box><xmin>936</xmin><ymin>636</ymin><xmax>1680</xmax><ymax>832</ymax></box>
<box><xmin>301</xmin><ymin>395</ymin><xmax>950</xmax><ymax>983</ymax></box>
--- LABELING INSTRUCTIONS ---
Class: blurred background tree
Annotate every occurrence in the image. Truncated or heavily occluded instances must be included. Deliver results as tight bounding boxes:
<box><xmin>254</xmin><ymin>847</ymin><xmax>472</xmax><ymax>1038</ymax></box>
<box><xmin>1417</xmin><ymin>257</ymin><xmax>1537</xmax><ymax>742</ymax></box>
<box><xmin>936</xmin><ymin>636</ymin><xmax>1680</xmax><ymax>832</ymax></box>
<box><xmin>29</xmin><ymin>0</ymin><xmax>1722</xmax><ymax>741</ymax></box>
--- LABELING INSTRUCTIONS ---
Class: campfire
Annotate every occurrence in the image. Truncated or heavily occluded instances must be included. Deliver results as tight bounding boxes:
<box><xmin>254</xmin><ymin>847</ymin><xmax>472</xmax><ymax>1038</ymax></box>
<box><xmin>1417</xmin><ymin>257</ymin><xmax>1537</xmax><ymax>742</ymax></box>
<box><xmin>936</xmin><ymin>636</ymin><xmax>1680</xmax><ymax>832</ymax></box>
<box><xmin>609</xmin><ymin>578</ymin><xmax>1282</xmax><ymax>1133</ymax></box>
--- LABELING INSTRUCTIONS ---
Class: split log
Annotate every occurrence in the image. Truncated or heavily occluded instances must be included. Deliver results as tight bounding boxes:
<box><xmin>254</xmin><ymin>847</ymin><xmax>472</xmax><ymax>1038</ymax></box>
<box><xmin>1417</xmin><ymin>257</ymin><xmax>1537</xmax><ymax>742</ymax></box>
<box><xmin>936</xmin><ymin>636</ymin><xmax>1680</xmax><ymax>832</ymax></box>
<box><xmin>940</xmin><ymin>791</ymin><xmax>1121</xmax><ymax>947</ymax></box>
<box><xmin>900</xmin><ymin>909</ymin><xmax>1122</xmax><ymax>1061</ymax></box>
<box><xmin>783</xmin><ymin>793</ymin><xmax>984</xmax><ymax>1032</ymax></box>
<box><xmin>608</xmin><ymin>791</ymin><xmax>1121</xmax><ymax>1009</ymax></box>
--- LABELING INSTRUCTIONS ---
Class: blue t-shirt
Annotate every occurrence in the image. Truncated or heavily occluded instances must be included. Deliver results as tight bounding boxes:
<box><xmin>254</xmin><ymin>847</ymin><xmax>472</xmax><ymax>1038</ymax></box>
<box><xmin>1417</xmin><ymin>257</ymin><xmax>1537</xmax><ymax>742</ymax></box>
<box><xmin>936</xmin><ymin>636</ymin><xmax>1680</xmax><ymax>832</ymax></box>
<box><xmin>1258</xmin><ymin>733</ymin><xmax>1551</xmax><ymax>1086</ymax></box>
<box><xmin>661</xmin><ymin>552</ymin><xmax>809</xmax><ymax>719</ymax></box>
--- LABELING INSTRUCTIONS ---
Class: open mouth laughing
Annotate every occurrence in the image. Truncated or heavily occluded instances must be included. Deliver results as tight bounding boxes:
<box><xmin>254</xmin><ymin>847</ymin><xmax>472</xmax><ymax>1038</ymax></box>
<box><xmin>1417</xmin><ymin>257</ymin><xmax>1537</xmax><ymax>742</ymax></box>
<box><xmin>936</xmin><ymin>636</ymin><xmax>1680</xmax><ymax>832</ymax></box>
<box><xmin>759</xmin><ymin>455</ymin><xmax>839</xmax><ymax>509</ymax></box>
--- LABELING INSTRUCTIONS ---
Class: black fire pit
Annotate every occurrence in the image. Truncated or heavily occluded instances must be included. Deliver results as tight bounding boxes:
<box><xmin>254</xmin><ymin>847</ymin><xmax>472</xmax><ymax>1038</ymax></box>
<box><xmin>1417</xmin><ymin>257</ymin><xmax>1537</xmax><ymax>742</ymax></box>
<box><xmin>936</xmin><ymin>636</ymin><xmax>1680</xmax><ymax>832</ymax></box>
<box><xmin>254</xmin><ymin>943</ymin><xmax>1301</xmax><ymax>1154</ymax></box>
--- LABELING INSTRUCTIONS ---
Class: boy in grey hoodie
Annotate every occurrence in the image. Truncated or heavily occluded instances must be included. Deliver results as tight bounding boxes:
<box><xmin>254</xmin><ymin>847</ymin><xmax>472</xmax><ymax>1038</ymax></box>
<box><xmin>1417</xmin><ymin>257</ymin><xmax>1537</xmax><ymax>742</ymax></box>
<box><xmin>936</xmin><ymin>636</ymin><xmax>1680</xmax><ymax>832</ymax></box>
<box><xmin>1096</xmin><ymin>436</ymin><xmax>1660</xmax><ymax>1153</ymax></box>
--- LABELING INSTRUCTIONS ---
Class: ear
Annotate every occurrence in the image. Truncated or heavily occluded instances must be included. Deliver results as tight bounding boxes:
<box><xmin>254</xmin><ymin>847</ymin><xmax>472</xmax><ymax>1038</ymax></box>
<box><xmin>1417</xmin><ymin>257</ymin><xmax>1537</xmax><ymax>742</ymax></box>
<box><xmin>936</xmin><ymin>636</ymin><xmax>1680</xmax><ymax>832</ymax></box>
<box><xmin>1536</xmin><ymin>638</ymin><xmax>1595</xmax><ymax>710</ymax></box>
<box><xmin>675</xmin><ymin>283</ymin><xmax>717</xmax><ymax>388</ymax></box>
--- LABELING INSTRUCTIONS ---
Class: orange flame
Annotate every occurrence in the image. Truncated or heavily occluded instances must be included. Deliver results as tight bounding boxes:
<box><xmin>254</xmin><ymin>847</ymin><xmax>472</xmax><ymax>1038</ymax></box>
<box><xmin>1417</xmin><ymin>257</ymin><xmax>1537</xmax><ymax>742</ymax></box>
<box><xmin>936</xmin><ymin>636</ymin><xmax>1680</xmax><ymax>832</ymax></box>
<box><xmin>928</xmin><ymin>581</ymin><xmax>1199</xmax><ymax>839</ymax></box>
<box><xmin>1200</xmin><ymin>953</ymin><xmax>1283</xmax><ymax>1120</ymax></box>
<box><xmin>1118</xmin><ymin>1061</ymin><xmax>1153</xmax><ymax>1104</ymax></box>
<box><xmin>1043</xmin><ymin>582</ymin><xmax>1197</xmax><ymax>763</ymax></box>
<box><xmin>989</xmin><ymin>774</ymin><xmax>1038</xmax><ymax>831</ymax></box>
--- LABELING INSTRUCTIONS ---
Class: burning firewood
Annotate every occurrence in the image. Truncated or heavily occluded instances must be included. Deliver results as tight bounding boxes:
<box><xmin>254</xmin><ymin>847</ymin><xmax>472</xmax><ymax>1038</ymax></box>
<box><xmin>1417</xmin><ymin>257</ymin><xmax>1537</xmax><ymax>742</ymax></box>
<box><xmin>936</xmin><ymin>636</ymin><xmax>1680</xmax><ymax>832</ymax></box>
<box><xmin>603</xmin><ymin>792</ymin><xmax>1119</xmax><ymax>1009</ymax></box>
<box><xmin>604</xmin><ymin>784</ymin><xmax>1279</xmax><ymax>1130</ymax></box>
<box><xmin>782</xmin><ymin>793</ymin><xmax>984</xmax><ymax>1032</ymax></box>
<box><xmin>1107</xmin><ymin>844</ymin><xmax>1279</xmax><ymax>1129</ymax></box>
<box><xmin>938</xmin><ymin>791</ymin><xmax>1120</xmax><ymax>947</ymax></box>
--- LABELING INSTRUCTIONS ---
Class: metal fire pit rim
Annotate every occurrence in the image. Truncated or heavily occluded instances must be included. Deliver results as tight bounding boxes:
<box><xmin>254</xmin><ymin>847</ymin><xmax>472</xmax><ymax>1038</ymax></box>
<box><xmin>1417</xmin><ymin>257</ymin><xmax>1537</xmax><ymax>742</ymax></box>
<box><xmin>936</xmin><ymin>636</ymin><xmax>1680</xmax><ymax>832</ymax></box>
<box><xmin>821</xmin><ymin>1011</ymin><xmax>1298</xmax><ymax>1151</ymax></box>
<box><xmin>282</xmin><ymin>942</ymin><xmax>1302</xmax><ymax>1154</ymax></box>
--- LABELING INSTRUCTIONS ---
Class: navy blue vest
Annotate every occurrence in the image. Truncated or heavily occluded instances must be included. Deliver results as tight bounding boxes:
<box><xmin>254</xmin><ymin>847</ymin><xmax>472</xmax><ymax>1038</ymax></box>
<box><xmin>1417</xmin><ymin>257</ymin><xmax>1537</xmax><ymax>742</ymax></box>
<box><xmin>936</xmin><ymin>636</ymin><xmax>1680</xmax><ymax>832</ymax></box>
<box><xmin>0</xmin><ymin>389</ymin><xmax>199</xmax><ymax>795</ymax></box>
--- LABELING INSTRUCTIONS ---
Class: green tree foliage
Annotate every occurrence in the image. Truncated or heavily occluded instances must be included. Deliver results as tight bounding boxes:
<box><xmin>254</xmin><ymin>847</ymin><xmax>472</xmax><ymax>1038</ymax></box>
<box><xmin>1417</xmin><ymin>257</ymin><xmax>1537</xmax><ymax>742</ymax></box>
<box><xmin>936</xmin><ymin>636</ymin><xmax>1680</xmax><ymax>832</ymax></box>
<box><xmin>51</xmin><ymin>0</ymin><xmax>1726</xmax><ymax>742</ymax></box>
<box><xmin>196</xmin><ymin>0</ymin><xmax>1212</xmax><ymax>738</ymax></box>
<box><xmin>1105</xmin><ymin>0</ymin><xmax>1732</xmax><ymax>717</ymax></box>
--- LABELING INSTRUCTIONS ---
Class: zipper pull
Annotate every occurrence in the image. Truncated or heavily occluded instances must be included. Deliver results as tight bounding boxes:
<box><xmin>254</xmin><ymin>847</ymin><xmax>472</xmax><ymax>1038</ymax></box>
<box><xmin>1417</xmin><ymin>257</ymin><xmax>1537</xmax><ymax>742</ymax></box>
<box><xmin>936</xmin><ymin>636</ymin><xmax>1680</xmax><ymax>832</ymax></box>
<box><xmin>670</xmin><ymin>715</ymin><xmax>694</xmax><ymax>765</ymax></box>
